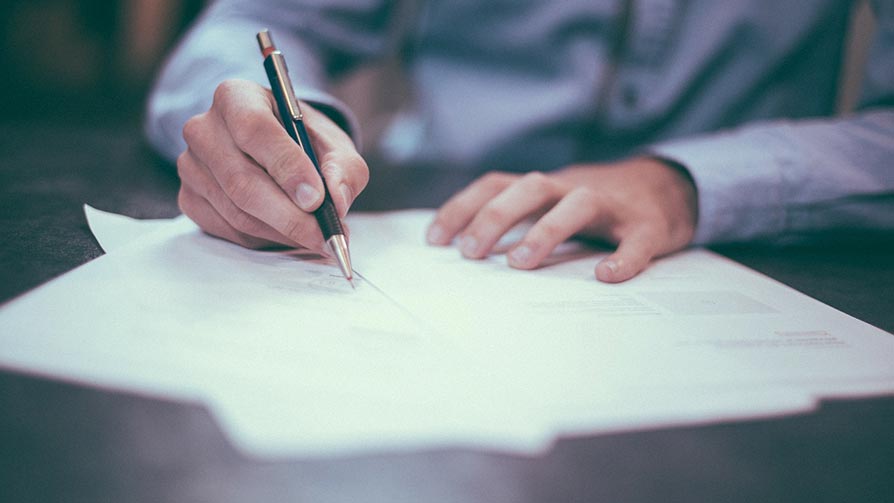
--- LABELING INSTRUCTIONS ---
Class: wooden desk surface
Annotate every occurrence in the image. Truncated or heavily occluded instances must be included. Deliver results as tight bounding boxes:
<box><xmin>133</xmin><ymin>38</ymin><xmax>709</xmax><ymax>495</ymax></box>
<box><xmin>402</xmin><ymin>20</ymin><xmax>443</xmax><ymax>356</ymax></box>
<box><xmin>1</xmin><ymin>123</ymin><xmax>892</xmax><ymax>503</ymax></box>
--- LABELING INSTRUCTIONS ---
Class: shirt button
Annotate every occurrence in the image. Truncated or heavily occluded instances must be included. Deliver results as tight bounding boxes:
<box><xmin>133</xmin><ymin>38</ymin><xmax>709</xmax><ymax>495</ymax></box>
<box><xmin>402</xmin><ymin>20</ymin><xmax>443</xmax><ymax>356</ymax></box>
<box><xmin>621</xmin><ymin>84</ymin><xmax>639</xmax><ymax>108</ymax></box>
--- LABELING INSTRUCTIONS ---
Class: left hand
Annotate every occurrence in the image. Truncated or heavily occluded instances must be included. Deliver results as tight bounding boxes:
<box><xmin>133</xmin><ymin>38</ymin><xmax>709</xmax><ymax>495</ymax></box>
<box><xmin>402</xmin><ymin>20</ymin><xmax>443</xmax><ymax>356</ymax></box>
<box><xmin>425</xmin><ymin>157</ymin><xmax>699</xmax><ymax>282</ymax></box>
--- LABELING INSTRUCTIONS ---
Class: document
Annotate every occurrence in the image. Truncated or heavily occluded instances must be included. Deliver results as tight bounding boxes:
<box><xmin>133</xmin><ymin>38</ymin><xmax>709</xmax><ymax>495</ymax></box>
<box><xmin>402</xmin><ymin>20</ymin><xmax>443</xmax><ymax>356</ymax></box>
<box><xmin>0</xmin><ymin>207</ymin><xmax>892</xmax><ymax>458</ymax></box>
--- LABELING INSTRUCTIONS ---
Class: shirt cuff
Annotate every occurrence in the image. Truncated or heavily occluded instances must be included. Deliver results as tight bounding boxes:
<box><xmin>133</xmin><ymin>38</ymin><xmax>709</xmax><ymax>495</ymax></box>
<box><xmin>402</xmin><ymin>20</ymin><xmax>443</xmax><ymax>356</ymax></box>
<box><xmin>648</xmin><ymin>128</ymin><xmax>789</xmax><ymax>245</ymax></box>
<box><xmin>296</xmin><ymin>89</ymin><xmax>363</xmax><ymax>152</ymax></box>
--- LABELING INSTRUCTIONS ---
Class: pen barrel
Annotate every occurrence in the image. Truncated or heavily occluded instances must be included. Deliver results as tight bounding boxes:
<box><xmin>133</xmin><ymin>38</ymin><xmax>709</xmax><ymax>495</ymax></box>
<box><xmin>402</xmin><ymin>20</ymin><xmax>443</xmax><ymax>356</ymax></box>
<box><xmin>263</xmin><ymin>53</ymin><xmax>345</xmax><ymax>240</ymax></box>
<box><xmin>293</xmin><ymin>120</ymin><xmax>345</xmax><ymax>238</ymax></box>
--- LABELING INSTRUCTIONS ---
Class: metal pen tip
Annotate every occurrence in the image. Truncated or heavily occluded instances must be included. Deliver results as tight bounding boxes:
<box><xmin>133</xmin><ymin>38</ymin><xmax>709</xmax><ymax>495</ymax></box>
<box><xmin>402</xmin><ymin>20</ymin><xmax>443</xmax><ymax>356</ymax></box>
<box><xmin>327</xmin><ymin>234</ymin><xmax>354</xmax><ymax>286</ymax></box>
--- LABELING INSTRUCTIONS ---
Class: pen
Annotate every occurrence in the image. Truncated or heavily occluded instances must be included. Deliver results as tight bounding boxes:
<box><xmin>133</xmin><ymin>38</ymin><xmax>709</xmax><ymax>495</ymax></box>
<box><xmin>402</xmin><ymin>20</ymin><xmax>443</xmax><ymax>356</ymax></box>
<box><xmin>256</xmin><ymin>29</ymin><xmax>354</xmax><ymax>286</ymax></box>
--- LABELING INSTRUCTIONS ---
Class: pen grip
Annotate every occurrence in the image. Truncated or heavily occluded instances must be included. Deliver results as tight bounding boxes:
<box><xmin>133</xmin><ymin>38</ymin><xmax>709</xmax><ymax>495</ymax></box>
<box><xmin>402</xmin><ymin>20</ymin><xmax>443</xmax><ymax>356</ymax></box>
<box><xmin>292</xmin><ymin>119</ymin><xmax>344</xmax><ymax>239</ymax></box>
<box><xmin>263</xmin><ymin>56</ymin><xmax>345</xmax><ymax>239</ymax></box>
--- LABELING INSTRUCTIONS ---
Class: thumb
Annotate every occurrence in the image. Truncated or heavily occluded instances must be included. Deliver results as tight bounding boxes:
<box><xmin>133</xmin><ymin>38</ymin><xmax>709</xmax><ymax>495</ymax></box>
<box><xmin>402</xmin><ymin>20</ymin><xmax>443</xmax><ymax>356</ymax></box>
<box><xmin>594</xmin><ymin>227</ymin><xmax>662</xmax><ymax>283</ymax></box>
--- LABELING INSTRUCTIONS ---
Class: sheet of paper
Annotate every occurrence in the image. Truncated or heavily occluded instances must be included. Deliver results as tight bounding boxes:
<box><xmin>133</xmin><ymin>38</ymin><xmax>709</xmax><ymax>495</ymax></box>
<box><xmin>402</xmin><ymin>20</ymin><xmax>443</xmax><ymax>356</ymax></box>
<box><xmin>347</xmin><ymin>212</ymin><xmax>894</xmax><ymax>440</ymax></box>
<box><xmin>351</xmin><ymin>212</ymin><xmax>894</xmax><ymax>390</ymax></box>
<box><xmin>1</xmin><ymin>208</ymin><xmax>892</xmax><ymax>459</ymax></box>
<box><xmin>84</xmin><ymin>205</ymin><xmax>177</xmax><ymax>253</ymax></box>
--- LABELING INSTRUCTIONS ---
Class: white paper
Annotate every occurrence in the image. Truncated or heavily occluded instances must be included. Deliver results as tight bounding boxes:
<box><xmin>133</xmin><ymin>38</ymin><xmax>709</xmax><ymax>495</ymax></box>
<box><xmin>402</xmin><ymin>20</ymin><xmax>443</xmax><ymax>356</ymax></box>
<box><xmin>0</xmin><ymin>208</ymin><xmax>892</xmax><ymax>459</ymax></box>
<box><xmin>84</xmin><ymin>205</ymin><xmax>177</xmax><ymax>253</ymax></box>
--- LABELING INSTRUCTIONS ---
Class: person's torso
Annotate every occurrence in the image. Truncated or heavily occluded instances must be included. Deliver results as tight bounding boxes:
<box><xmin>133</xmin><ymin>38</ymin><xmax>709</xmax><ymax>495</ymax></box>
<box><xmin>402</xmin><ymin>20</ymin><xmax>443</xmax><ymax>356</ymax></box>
<box><xmin>382</xmin><ymin>0</ymin><xmax>853</xmax><ymax>172</ymax></box>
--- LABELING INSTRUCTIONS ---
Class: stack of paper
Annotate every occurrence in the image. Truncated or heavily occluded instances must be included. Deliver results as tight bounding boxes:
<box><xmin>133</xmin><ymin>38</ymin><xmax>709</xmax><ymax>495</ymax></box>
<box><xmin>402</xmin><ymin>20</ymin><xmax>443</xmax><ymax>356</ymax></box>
<box><xmin>0</xmin><ymin>206</ymin><xmax>891</xmax><ymax>458</ymax></box>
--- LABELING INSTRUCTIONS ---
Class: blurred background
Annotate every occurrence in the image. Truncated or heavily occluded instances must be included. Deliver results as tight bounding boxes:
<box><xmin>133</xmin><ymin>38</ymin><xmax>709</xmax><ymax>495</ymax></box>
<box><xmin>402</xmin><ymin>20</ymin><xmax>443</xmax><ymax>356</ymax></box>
<box><xmin>0</xmin><ymin>0</ymin><xmax>406</xmax><ymax>147</ymax></box>
<box><xmin>0</xmin><ymin>0</ymin><xmax>205</xmax><ymax>126</ymax></box>
<box><xmin>0</xmin><ymin>1</ymin><xmax>877</xmax><ymax>139</ymax></box>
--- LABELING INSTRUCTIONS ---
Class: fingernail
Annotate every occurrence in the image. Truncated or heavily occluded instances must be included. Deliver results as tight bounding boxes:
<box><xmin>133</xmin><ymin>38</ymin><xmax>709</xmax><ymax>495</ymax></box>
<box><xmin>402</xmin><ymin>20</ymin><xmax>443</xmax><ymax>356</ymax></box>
<box><xmin>601</xmin><ymin>259</ymin><xmax>619</xmax><ymax>276</ymax></box>
<box><xmin>339</xmin><ymin>184</ymin><xmax>353</xmax><ymax>217</ymax></box>
<box><xmin>460</xmin><ymin>235</ymin><xmax>479</xmax><ymax>257</ymax></box>
<box><xmin>426</xmin><ymin>224</ymin><xmax>445</xmax><ymax>244</ymax></box>
<box><xmin>295</xmin><ymin>183</ymin><xmax>321</xmax><ymax>211</ymax></box>
<box><xmin>509</xmin><ymin>245</ymin><xmax>532</xmax><ymax>267</ymax></box>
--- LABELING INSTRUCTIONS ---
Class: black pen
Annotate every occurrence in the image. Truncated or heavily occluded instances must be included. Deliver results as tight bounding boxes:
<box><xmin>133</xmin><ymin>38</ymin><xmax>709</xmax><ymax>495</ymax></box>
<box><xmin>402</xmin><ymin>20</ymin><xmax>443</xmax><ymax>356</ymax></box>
<box><xmin>256</xmin><ymin>29</ymin><xmax>354</xmax><ymax>286</ymax></box>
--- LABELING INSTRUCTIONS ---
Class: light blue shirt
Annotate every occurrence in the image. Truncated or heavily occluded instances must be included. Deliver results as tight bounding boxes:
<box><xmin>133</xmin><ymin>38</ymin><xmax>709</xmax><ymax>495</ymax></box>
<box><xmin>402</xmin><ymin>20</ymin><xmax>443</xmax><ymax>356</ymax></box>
<box><xmin>146</xmin><ymin>0</ymin><xmax>894</xmax><ymax>245</ymax></box>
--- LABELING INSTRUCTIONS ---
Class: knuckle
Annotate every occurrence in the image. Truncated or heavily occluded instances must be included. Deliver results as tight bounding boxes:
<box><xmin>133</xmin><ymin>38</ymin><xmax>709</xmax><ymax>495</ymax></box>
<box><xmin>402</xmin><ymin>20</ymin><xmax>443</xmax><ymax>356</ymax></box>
<box><xmin>535</xmin><ymin>219</ymin><xmax>564</xmax><ymax>240</ymax></box>
<box><xmin>280</xmin><ymin>217</ymin><xmax>314</xmax><ymax>245</ymax></box>
<box><xmin>436</xmin><ymin>194</ymin><xmax>475</xmax><ymax>228</ymax></box>
<box><xmin>569</xmin><ymin>186</ymin><xmax>602</xmax><ymax>212</ymax></box>
<box><xmin>175</xmin><ymin>152</ymin><xmax>190</xmax><ymax>179</ymax></box>
<box><xmin>479</xmin><ymin>171</ymin><xmax>511</xmax><ymax>190</ymax></box>
<box><xmin>268</xmin><ymin>146</ymin><xmax>300</xmax><ymax>178</ymax></box>
<box><xmin>177</xmin><ymin>189</ymin><xmax>194</xmax><ymax>217</ymax></box>
<box><xmin>359</xmin><ymin>169</ymin><xmax>371</xmax><ymax>191</ymax></box>
<box><xmin>227</xmin><ymin>207</ymin><xmax>259</xmax><ymax>235</ymax></box>
<box><xmin>181</xmin><ymin>115</ymin><xmax>205</xmax><ymax>145</ymax></box>
<box><xmin>212</xmin><ymin>79</ymin><xmax>243</xmax><ymax>107</ymax></box>
<box><xmin>638</xmin><ymin>223</ymin><xmax>664</xmax><ymax>240</ymax></box>
<box><xmin>229</xmin><ymin>110</ymin><xmax>268</xmax><ymax>150</ymax></box>
<box><xmin>175</xmin><ymin>152</ymin><xmax>202</xmax><ymax>186</ymax></box>
<box><xmin>432</xmin><ymin>195</ymin><xmax>463</xmax><ymax>222</ymax></box>
<box><xmin>520</xmin><ymin>171</ymin><xmax>550</xmax><ymax>189</ymax></box>
<box><xmin>221</xmin><ymin>172</ymin><xmax>259</xmax><ymax>209</ymax></box>
<box><xmin>434</xmin><ymin>210</ymin><xmax>461</xmax><ymax>232</ymax></box>
<box><xmin>348</xmin><ymin>154</ymin><xmax>370</xmax><ymax>189</ymax></box>
<box><xmin>321</xmin><ymin>151</ymin><xmax>370</xmax><ymax>187</ymax></box>
<box><xmin>478</xmin><ymin>203</ymin><xmax>510</xmax><ymax>225</ymax></box>
<box><xmin>571</xmin><ymin>186</ymin><xmax>599</xmax><ymax>199</ymax></box>
<box><xmin>319</xmin><ymin>158</ymin><xmax>337</xmax><ymax>179</ymax></box>
<box><xmin>281</xmin><ymin>217</ymin><xmax>303</xmax><ymax>239</ymax></box>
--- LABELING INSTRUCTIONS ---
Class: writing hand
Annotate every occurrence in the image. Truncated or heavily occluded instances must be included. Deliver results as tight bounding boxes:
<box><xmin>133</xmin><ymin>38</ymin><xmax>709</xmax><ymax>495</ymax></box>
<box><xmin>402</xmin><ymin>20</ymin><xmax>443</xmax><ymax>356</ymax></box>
<box><xmin>426</xmin><ymin>157</ymin><xmax>698</xmax><ymax>282</ymax></box>
<box><xmin>176</xmin><ymin>79</ymin><xmax>368</xmax><ymax>250</ymax></box>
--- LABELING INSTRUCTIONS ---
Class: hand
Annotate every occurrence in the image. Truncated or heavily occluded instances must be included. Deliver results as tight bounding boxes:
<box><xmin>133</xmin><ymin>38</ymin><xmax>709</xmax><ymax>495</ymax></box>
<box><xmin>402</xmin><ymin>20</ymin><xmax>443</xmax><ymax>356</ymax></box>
<box><xmin>426</xmin><ymin>157</ymin><xmax>698</xmax><ymax>282</ymax></box>
<box><xmin>176</xmin><ymin>79</ymin><xmax>368</xmax><ymax>251</ymax></box>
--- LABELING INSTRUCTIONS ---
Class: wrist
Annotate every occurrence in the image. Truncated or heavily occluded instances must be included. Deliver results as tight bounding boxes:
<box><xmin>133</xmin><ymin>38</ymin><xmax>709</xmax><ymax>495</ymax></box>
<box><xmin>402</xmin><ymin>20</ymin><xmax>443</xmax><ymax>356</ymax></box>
<box><xmin>634</xmin><ymin>155</ymin><xmax>699</xmax><ymax>246</ymax></box>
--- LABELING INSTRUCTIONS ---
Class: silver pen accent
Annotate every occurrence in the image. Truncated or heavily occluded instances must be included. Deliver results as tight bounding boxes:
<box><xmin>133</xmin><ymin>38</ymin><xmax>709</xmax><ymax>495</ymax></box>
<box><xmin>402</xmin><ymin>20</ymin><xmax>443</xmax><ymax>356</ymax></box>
<box><xmin>258</xmin><ymin>29</ymin><xmax>354</xmax><ymax>286</ymax></box>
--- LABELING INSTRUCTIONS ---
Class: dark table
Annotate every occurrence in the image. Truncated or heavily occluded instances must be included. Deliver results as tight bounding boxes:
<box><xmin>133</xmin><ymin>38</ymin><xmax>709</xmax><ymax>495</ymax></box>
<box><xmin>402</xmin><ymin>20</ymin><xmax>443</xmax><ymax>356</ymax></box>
<box><xmin>1</xmin><ymin>123</ymin><xmax>892</xmax><ymax>503</ymax></box>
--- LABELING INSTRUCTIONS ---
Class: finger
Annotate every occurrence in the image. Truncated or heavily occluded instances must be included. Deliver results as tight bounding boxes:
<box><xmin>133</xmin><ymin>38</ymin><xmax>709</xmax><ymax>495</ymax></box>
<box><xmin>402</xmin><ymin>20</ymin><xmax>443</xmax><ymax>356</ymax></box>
<box><xmin>182</xmin><ymin>106</ymin><xmax>326</xmax><ymax>250</ymax></box>
<box><xmin>318</xmin><ymin>150</ymin><xmax>369</xmax><ymax>218</ymax></box>
<box><xmin>212</xmin><ymin>79</ymin><xmax>325</xmax><ymax>212</ymax></box>
<box><xmin>178</xmin><ymin>185</ymin><xmax>278</xmax><ymax>249</ymax></box>
<box><xmin>177</xmin><ymin>149</ymin><xmax>302</xmax><ymax>247</ymax></box>
<box><xmin>292</xmin><ymin>103</ymin><xmax>369</xmax><ymax>218</ymax></box>
<box><xmin>507</xmin><ymin>187</ymin><xmax>606</xmax><ymax>269</ymax></box>
<box><xmin>426</xmin><ymin>172</ymin><xmax>517</xmax><ymax>246</ymax></box>
<box><xmin>594</xmin><ymin>227</ymin><xmax>662</xmax><ymax>283</ymax></box>
<box><xmin>458</xmin><ymin>172</ymin><xmax>562</xmax><ymax>259</ymax></box>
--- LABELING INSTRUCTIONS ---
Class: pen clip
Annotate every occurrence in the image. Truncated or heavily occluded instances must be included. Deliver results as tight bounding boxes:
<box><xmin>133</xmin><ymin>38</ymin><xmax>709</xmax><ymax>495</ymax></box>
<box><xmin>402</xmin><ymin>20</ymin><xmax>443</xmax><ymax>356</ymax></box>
<box><xmin>257</xmin><ymin>30</ymin><xmax>303</xmax><ymax>121</ymax></box>
<box><xmin>272</xmin><ymin>54</ymin><xmax>304</xmax><ymax>121</ymax></box>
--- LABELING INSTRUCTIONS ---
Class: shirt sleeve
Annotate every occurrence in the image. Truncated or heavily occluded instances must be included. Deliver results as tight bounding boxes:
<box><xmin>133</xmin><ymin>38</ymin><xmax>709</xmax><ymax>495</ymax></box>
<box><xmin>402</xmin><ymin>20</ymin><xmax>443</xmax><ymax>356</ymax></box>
<box><xmin>649</xmin><ymin>1</ymin><xmax>894</xmax><ymax>246</ymax></box>
<box><xmin>144</xmin><ymin>0</ymin><xmax>395</xmax><ymax>162</ymax></box>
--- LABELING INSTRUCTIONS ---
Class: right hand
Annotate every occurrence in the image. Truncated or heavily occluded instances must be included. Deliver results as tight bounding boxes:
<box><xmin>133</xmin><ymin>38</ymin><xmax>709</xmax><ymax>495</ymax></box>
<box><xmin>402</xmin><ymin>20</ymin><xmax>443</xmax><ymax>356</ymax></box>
<box><xmin>177</xmin><ymin>79</ymin><xmax>368</xmax><ymax>251</ymax></box>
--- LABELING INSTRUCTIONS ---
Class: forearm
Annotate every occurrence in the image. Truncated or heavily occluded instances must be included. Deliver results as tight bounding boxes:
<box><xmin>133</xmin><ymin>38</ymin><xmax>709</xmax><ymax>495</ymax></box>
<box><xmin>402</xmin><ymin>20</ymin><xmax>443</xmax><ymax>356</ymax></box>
<box><xmin>650</xmin><ymin>109</ymin><xmax>894</xmax><ymax>245</ymax></box>
<box><xmin>144</xmin><ymin>1</ymin><xmax>364</xmax><ymax>162</ymax></box>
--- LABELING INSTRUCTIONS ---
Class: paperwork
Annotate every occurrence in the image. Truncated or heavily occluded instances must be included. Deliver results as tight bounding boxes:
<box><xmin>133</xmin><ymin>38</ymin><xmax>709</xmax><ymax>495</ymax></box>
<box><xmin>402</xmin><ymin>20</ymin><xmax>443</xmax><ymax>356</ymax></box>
<box><xmin>0</xmin><ymin>206</ymin><xmax>892</xmax><ymax>458</ymax></box>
